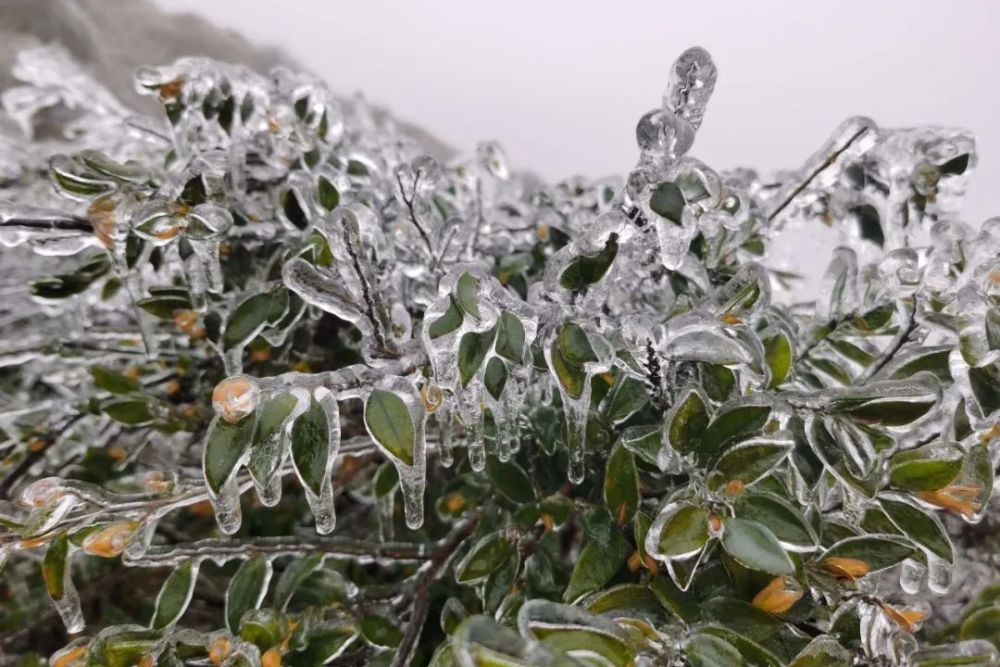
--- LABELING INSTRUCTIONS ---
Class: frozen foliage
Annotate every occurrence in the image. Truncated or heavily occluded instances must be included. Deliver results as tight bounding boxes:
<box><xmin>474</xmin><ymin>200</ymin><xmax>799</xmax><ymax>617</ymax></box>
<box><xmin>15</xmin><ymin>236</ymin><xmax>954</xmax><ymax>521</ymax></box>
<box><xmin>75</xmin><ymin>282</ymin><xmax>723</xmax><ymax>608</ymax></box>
<box><xmin>0</xmin><ymin>43</ymin><xmax>998</xmax><ymax>667</ymax></box>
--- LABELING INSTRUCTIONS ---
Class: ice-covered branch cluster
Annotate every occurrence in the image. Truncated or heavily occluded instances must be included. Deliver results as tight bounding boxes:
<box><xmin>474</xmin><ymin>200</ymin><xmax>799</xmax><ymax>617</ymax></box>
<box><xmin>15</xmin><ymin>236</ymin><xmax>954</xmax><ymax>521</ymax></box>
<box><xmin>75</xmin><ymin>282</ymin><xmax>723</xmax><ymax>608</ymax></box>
<box><xmin>0</xmin><ymin>42</ymin><xmax>998</xmax><ymax>667</ymax></box>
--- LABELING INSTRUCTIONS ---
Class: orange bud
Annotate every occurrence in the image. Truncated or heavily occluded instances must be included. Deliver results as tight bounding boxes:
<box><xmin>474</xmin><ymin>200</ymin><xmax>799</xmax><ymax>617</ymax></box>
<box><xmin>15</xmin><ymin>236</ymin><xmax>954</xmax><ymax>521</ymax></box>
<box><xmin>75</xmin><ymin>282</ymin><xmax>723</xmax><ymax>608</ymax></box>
<box><xmin>627</xmin><ymin>550</ymin><xmax>644</xmax><ymax>572</ymax></box>
<box><xmin>173</xmin><ymin>309</ymin><xmax>200</xmax><ymax>335</ymax></box>
<box><xmin>725</xmin><ymin>479</ymin><xmax>745</xmax><ymax>496</ymax></box>
<box><xmin>823</xmin><ymin>556</ymin><xmax>870</xmax><ymax>581</ymax></box>
<box><xmin>88</xmin><ymin>197</ymin><xmax>117</xmax><ymax>248</ymax></box>
<box><xmin>208</xmin><ymin>637</ymin><xmax>232</xmax><ymax>665</ymax></box>
<box><xmin>540</xmin><ymin>513</ymin><xmax>555</xmax><ymax>531</ymax></box>
<box><xmin>919</xmin><ymin>485</ymin><xmax>982</xmax><ymax>519</ymax></box>
<box><xmin>123</xmin><ymin>366</ymin><xmax>141</xmax><ymax>381</ymax></box>
<box><xmin>719</xmin><ymin>313</ymin><xmax>743</xmax><ymax>325</ymax></box>
<box><xmin>250</xmin><ymin>346</ymin><xmax>272</xmax><ymax>363</ymax></box>
<box><xmin>51</xmin><ymin>645</ymin><xmax>87</xmax><ymax>667</ymax></box>
<box><xmin>980</xmin><ymin>422</ymin><xmax>1000</xmax><ymax>442</ymax></box>
<box><xmin>536</xmin><ymin>224</ymin><xmax>549</xmax><ymax>242</ymax></box>
<box><xmin>143</xmin><ymin>471</ymin><xmax>173</xmax><ymax>494</ymax></box>
<box><xmin>292</xmin><ymin>360</ymin><xmax>312</xmax><ymax>373</ymax></box>
<box><xmin>82</xmin><ymin>522</ymin><xmax>135</xmax><ymax>558</ymax></box>
<box><xmin>643</xmin><ymin>555</ymin><xmax>660</xmax><ymax>574</ymax></box>
<box><xmin>138</xmin><ymin>655</ymin><xmax>156</xmax><ymax>667</ymax></box>
<box><xmin>708</xmin><ymin>514</ymin><xmax>723</xmax><ymax>533</ymax></box>
<box><xmin>18</xmin><ymin>477</ymin><xmax>66</xmax><ymax>508</ymax></box>
<box><xmin>262</xmin><ymin>647</ymin><xmax>282</xmax><ymax>667</ymax></box>
<box><xmin>444</xmin><ymin>493</ymin><xmax>466</xmax><ymax>513</ymax></box>
<box><xmin>884</xmin><ymin>605</ymin><xmax>927</xmax><ymax>633</ymax></box>
<box><xmin>752</xmin><ymin>576</ymin><xmax>803</xmax><ymax>614</ymax></box>
<box><xmin>158</xmin><ymin>79</ymin><xmax>183</xmax><ymax>100</ymax></box>
<box><xmin>420</xmin><ymin>384</ymin><xmax>444</xmax><ymax>413</ymax></box>
<box><xmin>108</xmin><ymin>446</ymin><xmax>128</xmax><ymax>461</ymax></box>
<box><xmin>212</xmin><ymin>375</ymin><xmax>260</xmax><ymax>423</ymax></box>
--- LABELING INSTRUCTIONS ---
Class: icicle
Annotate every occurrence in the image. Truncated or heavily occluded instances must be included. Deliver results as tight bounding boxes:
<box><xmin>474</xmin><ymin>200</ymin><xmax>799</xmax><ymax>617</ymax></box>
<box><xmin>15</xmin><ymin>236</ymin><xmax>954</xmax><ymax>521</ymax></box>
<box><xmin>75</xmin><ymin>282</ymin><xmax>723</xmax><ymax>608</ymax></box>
<box><xmin>210</xmin><ymin>478</ymin><xmax>243</xmax><ymax>535</ymax></box>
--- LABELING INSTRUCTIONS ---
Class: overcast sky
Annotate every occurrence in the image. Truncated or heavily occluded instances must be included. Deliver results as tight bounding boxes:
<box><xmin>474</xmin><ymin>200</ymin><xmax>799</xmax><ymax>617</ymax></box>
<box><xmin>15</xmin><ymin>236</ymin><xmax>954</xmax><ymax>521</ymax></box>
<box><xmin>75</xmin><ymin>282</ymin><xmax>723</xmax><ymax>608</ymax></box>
<box><xmin>152</xmin><ymin>0</ymin><xmax>1000</xmax><ymax>225</ymax></box>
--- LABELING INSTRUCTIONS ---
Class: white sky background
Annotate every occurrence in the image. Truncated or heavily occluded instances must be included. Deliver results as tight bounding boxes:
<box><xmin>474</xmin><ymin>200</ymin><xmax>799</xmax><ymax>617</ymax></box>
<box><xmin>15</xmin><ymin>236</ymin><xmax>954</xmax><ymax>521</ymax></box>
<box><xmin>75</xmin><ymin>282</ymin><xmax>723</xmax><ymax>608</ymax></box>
<box><xmin>152</xmin><ymin>0</ymin><xmax>1000</xmax><ymax>226</ymax></box>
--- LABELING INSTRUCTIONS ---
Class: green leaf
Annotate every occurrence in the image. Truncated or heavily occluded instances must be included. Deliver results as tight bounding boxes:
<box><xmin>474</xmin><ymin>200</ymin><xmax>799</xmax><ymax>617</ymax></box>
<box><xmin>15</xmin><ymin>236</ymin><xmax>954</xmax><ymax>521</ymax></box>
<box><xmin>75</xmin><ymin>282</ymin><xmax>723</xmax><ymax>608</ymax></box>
<box><xmin>90</xmin><ymin>366</ymin><xmax>141</xmax><ymax>394</ymax></box>
<box><xmin>720</xmin><ymin>518</ymin><xmax>794</xmax><ymax>575</ymax></box>
<box><xmin>700</xmin><ymin>400</ymin><xmax>771</xmax><ymax>463</ymax></box>
<box><xmin>584</xmin><ymin>584</ymin><xmax>664</xmax><ymax>618</ymax></box>
<box><xmin>711</xmin><ymin>437</ymin><xmax>792</xmax><ymax>487</ymax></box>
<box><xmin>42</xmin><ymin>534</ymin><xmax>70</xmax><ymax>601</ymax></box>
<box><xmin>818</xmin><ymin>534</ymin><xmax>914</xmax><ymax>574</ymax></box>
<box><xmin>735</xmin><ymin>493</ymin><xmax>818</xmax><ymax>552</ymax></box>
<box><xmin>495</xmin><ymin>311</ymin><xmax>526</xmax><ymax>363</ymax></box>
<box><xmin>654</xmin><ymin>503</ymin><xmax>710</xmax><ymax>558</ymax></box>
<box><xmin>291</xmin><ymin>397</ymin><xmax>332</xmax><ymax>496</ymax></box>
<box><xmin>103</xmin><ymin>398</ymin><xmax>154</xmax><ymax>426</ymax></box>
<box><xmin>317</xmin><ymin>175</ymin><xmax>340</xmax><ymax>210</ymax></box>
<box><xmin>604</xmin><ymin>442</ymin><xmax>639</xmax><ymax>526</ymax></box>
<box><xmin>701</xmin><ymin>625</ymin><xmax>783</xmax><ymax>667</ymax></box>
<box><xmin>248</xmin><ymin>392</ymin><xmax>300</xmax><ymax>484</ymax></box>
<box><xmin>686</xmin><ymin>632</ymin><xmax>746</xmax><ymax>667</ymax></box>
<box><xmin>484</xmin><ymin>357</ymin><xmax>508</xmax><ymax>400</ymax></box>
<box><xmin>239</xmin><ymin>608</ymin><xmax>285</xmax><ymax>650</ymax></box>
<box><xmin>361</xmin><ymin>614</ymin><xmax>403</xmax><ymax>649</ymax></box>
<box><xmin>667</xmin><ymin>388</ymin><xmax>710</xmax><ymax>454</ymax></box>
<box><xmin>455</xmin><ymin>272</ymin><xmax>481</xmax><ymax>321</ymax></box>
<box><xmin>150</xmin><ymin>561</ymin><xmax>198</xmax><ymax>629</ymax></box>
<box><xmin>650</xmin><ymin>182</ymin><xmax>685</xmax><ymax>223</ymax></box>
<box><xmin>564</xmin><ymin>530</ymin><xmax>629</xmax><ymax>603</ymax></box>
<box><xmin>137</xmin><ymin>293</ymin><xmax>192</xmax><ymax>319</ymax></box>
<box><xmin>225</xmin><ymin>556</ymin><xmax>271</xmax><ymax>633</ymax></box>
<box><xmin>273</xmin><ymin>554</ymin><xmax>324</xmax><ymax>610</ymax></box>
<box><xmin>880</xmin><ymin>496</ymin><xmax>953</xmax><ymax>562</ymax></box>
<box><xmin>602</xmin><ymin>375</ymin><xmax>649</xmax><ymax>426</ymax></box>
<box><xmin>559</xmin><ymin>233</ymin><xmax>619</xmax><ymax>291</ymax></box>
<box><xmin>458</xmin><ymin>325</ymin><xmax>497</xmax><ymax>387</ymax></box>
<box><xmin>223</xmin><ymin>288</ymin><xmax>288</xmax><ymax>350</ymax></box>
<box><xmin>852</xmin><ymin>204</ymin><xmax>884</xmax><ymax>248</ymax></box>
<box><xmin>549</xmin><ymin>339</ymin><xmax>588</xmax><ymax>398</ymax></box>
<box><xmin>364</xmin><ymin>389</ymin><xmax>415</xmax><ymax>466</ymax></box>
<box><xmin>558</xmin><ymin>322</ymin><xmax>598</xmax><ymax>366</ymax></box>
<box><xmin>455</xmin><ymin>533</ymin><xmax>513</xmax><ymax>584</ymax></box>
<box><xmin>888</xmin><ymin>444</ymin><xmax>963</xmax><ymax>492</ymax></box>
<box><xmin>960</xmin><ymin>608</ymin><xmax>1000</xmax><ymax>649</ymax></box>
<box><xmin>486</xmin><ymin>456</ymin><xmax>535</xmax><ymax>504</ymax></box>
<box><xmin>789</xmin><ymin>636</ymin><xmax>852</xmax><ymax>667</ymax></box>
<box><xmin>429</xmin><ymin>296</ymin><xmax>464</xmax><ymax>339</ymax></box>
<box><xmin>620</xmin><ymin>424</ymin><xmax>662</xmax><ymax>466</ymax></box>
<box><xmin>203</xmin><ymin>414</ymin><xmax>256</xmax><ymax>494</ymax></box>
<box><xmin>763</xmin><ymin>333</ymin><xmax>793</xmax><ymax>388</ymax></box>
<box><xmin>287</xmin><ymin>623</ymin><xmax>358</xmax><ymax>665</ymax></box>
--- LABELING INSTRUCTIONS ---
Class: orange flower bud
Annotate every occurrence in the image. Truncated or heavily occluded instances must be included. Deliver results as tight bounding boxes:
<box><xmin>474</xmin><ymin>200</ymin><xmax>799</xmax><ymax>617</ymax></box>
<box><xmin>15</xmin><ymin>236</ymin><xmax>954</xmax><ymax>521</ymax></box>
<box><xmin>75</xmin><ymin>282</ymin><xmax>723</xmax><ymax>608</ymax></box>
<box><xmin>82</xmin><ymin>522</ymin><xmax>136</xmax><ymax>558</ymax></box>
<box><xmin>708</xmin><ymin>514</ymin><xmax>723</xmax><ymax>534</ymax></box>
<box><xmin>262</xmin><ymin>647</ymin><xmax>282</xmax><ymax>667</ymax></box>
<box><xmin>18</xmin><ymin>477</ymin><xmax>66</xmax><ymax>508</ymax></box>
<box><xmin>51</xmin><ymin>645</ymin><xmax>87</xmax><ymax>667</ymax></box>
<box><xmin>444</xmin><ymin>493</ymin><xmax>466</xmax><ymax>513</ymax></box>
<box><xmin>208</xmin><ymin>637</ymin><xmax>232</xmax><ymax>665</ymax></box>
<box><xmin>719</xmin><ymin>313</ymin><xmax>743</xmax><ymax>325</ymax></box>
<box><xmin>884</xmin><ymin>605</ymin><xmax>927</xmax><ymax>633</ymax></box>
<box><xmin>919</xmin><ymin>485</ymin><xmax>982</xmax><ymax>519</ymax></box>
<box><xmin>420</xmin><ymin>384</ymin><xmax>444</xmax><ymax>413</ymax></box>
<box><xmin>212</xmin><ymin>375</ymin><xmax>260</xmax><ymax>423</ymax></box>
<box><xmin>823</xmin><ymin>556</ymin><xmax>870</xmax><ymax>581</ymax></box>
<box><xmin>627</xmin><ymin>550</ymin><xmax>644</xmax><ymax>572</ymax></box>
<box><xmin>725</xmin><ymin>479</ymin><xmax>745</xmax><ymax>496</ymax></box>
<box><xmin>88</xmin><ymin>197</ymin><xmax>117</xmax><ymax>248</ymax></box>
<box><xmin>752</xmin><ymin>576</ymin><xmax>803</xmax><ymax>614</ymax></box>
<box><xmin>158</xmin><ymin>80</ymin><xmax>183</xmax><ymax>100</ymax></box>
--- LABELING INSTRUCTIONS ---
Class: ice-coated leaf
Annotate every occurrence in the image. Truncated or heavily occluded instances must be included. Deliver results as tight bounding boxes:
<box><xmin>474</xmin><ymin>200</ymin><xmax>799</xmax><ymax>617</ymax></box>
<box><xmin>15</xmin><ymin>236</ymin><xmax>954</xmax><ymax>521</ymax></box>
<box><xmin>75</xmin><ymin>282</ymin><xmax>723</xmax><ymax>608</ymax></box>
<box><xmin>225</xmin><ymin>556</ymin><xmax>272</xmax><ymax>633</ymax></box>
<box><xmin>486</xmin><ymin>456</ymin><xmax>535</xmax><ymax>504</ymax></box>
<box><xmin>818</xmin><ymin>534</ymin><xmax>914</xmax><ymax>574</ymax></box>
<box><xmin>888</xmin><ymin>443</ymin><xmax>964</xmax><ymax>492</ymax></box>
<box><xmin>364</xmin><ymin>389</ymin><xmax>415</xmax><ymax>466</ymax></box>
<box><xmin>735</xmin><ymin>492</ymin><xmax>818</xmax><ymax>552</ymax></box>
<box><xmin>203</xmin><ymin>413</ymin><xmax>256</xmax><ymax>494</ymax></box>
<box><xmin>720</xmin><ymin>518</ymin><xmax>794</xmax><ymax>575</ymax></box>
<box><xmin>361</xmin><ymin>614</ymin><xmax>403</xmax><ymax>648</ymax></box>
<box><xmin>699</xmin><ymin>399</ymin><xmax>771</xmax><ymax>463</ymax></box>
<box><xmin>960</xmin><ymin>608</ymin><xmax>1000</xmax><ymax>648</ymax></box>
<box><xmin>286</xmin><ymin>622</ymin><xmax>358</xmax><ymax>665</ymax></box>
<box><xmin>667</xmin><ymin>387</ymin><xmax>710</xmax><ymax>454</ymax></box>
<box><xmin>248</xmin><ymin>392</ymin><xmax>301</xmax><ymax>487</ymax></box>
<box><xmin>495</xmin><ymin>311</ymin><xmax>526</xmax><ymax>363</ymax></box>
<box><xmin>700</xmin><ymin>625</ymin><xmax>783</xmax><ymax>667</ymax></box>
<box><xmin>103</xmin><ymin>398</ymin><xmax>154</xmax><ymax>425</ymax></box>
<box><xmin>223</xmin><ymin>287</ymin><xmax>288</xmax><ymax>350</ymax></box>
<box><xmin>559</xmin><ymin>233</ymin><xmax>619</xmax><ymax>291</ymax></box>
<box><xmin>428</xmin><ymin>296</ymin><xmax>464</xmax><ymax>339</ymax></box>
<box><xmin>455</xmin><ymin>532</ymin><xmax>513</xmax><ymax>584</ymax></box>
<box><xmin>880</xmin><ymin>495</ymin><xmax>953</xmax><ymax>562</ymax></box>
<box><xmin>458</xmin><ymin>325</ymin><xmax>497</xmax><ymax>387</ymax></box>
<box><xmin>273</xmin><ymin>554</ymin><xmax>324</xmax><ymax>610</ymax></box>
<box><xmin>455</xmin><ymin>271</ymin><xmax>481</xmax><ymax>321</ymax></box>
<box><xmin>42</xmin><ymin>534</ymin><xmax>70</xmax><ymax>601</ymax></box>
<box><xmin>290</xmin><ymin>396</ymin><xmax>331</xmax><ymax>495</ymax></box>
<box><xmin>788</xmin><ymin>636</ymin><xmax>852</xmax><ymax>667</ymax></box>
<box><xmin>711</xmin><ymin>437</ymin><xmax>793</xmax><ymax>487</ymax></box>
<box><xmin>685</xmin><ymin>632</ymin><xmax>745</xmax><ymax>667</ymax></box>
<box><xmin>648</xmin><ymin>502</ymin><xmax>710</xmax><ymax>560</ymax></box>
<box><xmin>650</xmin><ymin>181</ymin><xmax>685</xmax><ymax>223</ymax></box>
<box><xmin>150</xmin><ymin>561</ymin><xmax>198</xmax><ymax>629</ymax></box>
<box><xmin>764</xmin><ymin>332</ymin><xmax>793</xmax><ymax>388</ymax></box>
<box><xmin>604</xmin><ymin>442</ymin><xmax>640</xmax><ymax>525</ymax></box>
<box><xmin>827</xmin><ymin>374</ymin><xmax>940</xmax><ymax>427</ymax></box>
<box><xmin>90</xmin><ymin>366</ymin><xmax>141</xmax><ymax>394</ymax></box>
<box><xmin>564</xmin><ymin>530</ymin><xmax>629</xmax><ymax>603</ymax></box>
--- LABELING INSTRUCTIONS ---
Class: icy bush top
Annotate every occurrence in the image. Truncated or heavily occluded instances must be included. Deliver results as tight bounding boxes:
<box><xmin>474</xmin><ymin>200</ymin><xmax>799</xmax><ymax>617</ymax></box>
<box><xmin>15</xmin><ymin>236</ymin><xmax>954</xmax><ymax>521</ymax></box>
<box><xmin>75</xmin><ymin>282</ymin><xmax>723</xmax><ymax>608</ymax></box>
<box><xmin>0</xmin><ymin>43</ymin><xmax>999</xmax><ymax>666</ymax></box>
